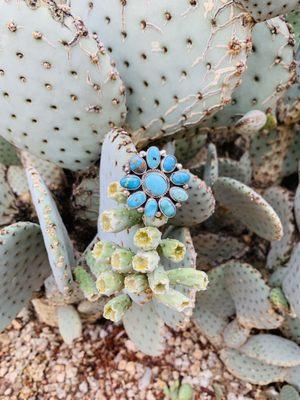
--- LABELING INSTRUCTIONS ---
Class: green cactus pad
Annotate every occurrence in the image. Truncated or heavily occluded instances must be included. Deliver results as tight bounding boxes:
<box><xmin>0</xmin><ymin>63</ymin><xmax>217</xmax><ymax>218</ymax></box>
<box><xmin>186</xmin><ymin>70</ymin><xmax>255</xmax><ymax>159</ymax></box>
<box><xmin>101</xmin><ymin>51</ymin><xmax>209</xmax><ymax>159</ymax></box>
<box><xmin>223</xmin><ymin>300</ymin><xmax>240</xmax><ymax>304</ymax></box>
<box><xmin>57</xmin><ymin>305</ymin><xmax>82</xmax><ymax>345</ymax></box>
<box><xmin>72</xmin><ymin>0</ymin><xmax>251</xmax><ymax>144</ymax></box>
<box><xmin>172</xmin><ymin>174</ymin><xmax>215</xmax><ymax>227</ymax></box>
<box><xmin>204</xmin><ymin>144</ymin><xmax>219</xmax><ymax>187</ymax></box>
<box><xmin>220</xmin><ymin>348</ymin><xmax>286</xmax><ymax>385</ymax></box>
<box><xmin>283</xmin><ymin>244</ymin><xmax>300</xmax><ymax>319</ymax></box>
<box><xmin>0</xmin><ymin>222</ymin><xmax>50</xmax><ymax>332</ymax></box>
<box><xmin>154</xmin><ymin>227</ymin><xmax>197</xmax><ymax>329</ymax></box>
<box><xmin>7</xmin><ymin>166</ymin><xmax>30</xmax><ymax>199</ymax></box>
<box><xmin>205</xmin><ymin>17</ymin><xmax>295</xmax><ymax>131</ymax></box>
<box><xmin>0</xmin><ymin>0</ymin><xmax>126</xmax><ymax>170</ymax></box>
<box><xmin>192</xmin><ymin>232</ymin><xmax>247</xmax><ymax>270</ymax></box>
<box><xmin>225</xmin><ymin>262</ymin><xmax>283</xmax><ymax>329</ymax></box>
<box><xmin>26</xmin><ymin>165</ymin><xmax>75</xmax><ymax>294</ymax></box>
<box><xmin>194</xmin><ymin>266</ymin><xmax>235</xmax><ymax>346</ymax></box>
<box><xmin>174</xmin><ymin>130</ymin><xmax>207</xmax><ymax>164</ymax></box>
<box><xmin>281</xmin><ymin>316</ymin><xmax>300</xmax><ymax>345</ymax></box>
<box><xmin>280</xmin><ymin>385</ymin><xmax>300</xmax><ymax>400</ymax></box>
<box><xmin>269</xmin><ymin>267</ymin><xmax>288</xmax><ymax>287</ymax></box>
<box><xmin>218</xmin><ymin>153</ymin><xmax>252</xmax><ymax>185</ymax></box>
<box><xmin>213</xmin><ymin>177</ymin><xmax>283</xmax><ymax>241</ymax></box>
<box><xmin>235</xmin><ymin>0</ymin><xmax>300</xmax><ymax>22</ymax></box>
<box><xmin>73</xmin><ymin>176</ymin><xmax>99</xmax><ymax>226</ymax></box>
<box><xmin>0</xmin><ymin>137</ymin><xmax>20</xmax><ymax>166</ymax></box>
<box><xmin>264</xmin><ymin>187</ymin><xmax>296</xmax><ymax>270</ymax></box>
<box><xmin>240</xmin><ymin>334</ymin><xmax>300</xmax><ymax>367</ymax></box>
<box><xmin>0</xmin><ymin>163</ymin><xmax>18</xmax><ymax>225</ymax></box>
<box><xmin>286</xmin><ymin>366</ymin><xmax>300</xmax><ymax>390</ymax></box>
<box><xmin>223</xmin><ymin>319</ymin><xmax>250</xmax><ymax>349</ymax></box>
<box><xmin>123</xmin><ymin>302</ymin><xmax>166</xmax><ymax>356</ymax></box>
<box><xmin>98</xmin><ymin>129</ymin><xmax>140</xmax><ymax>248</ymax></box>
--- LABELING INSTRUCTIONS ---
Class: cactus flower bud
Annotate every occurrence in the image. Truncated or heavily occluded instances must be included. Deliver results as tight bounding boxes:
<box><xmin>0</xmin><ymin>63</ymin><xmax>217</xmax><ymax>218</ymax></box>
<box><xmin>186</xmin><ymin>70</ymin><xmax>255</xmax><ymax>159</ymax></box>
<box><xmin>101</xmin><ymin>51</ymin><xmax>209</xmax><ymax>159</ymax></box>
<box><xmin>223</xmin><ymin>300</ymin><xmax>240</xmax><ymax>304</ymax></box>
<box><xmin>235</xmin><ymin>110</ymin><xmax>267</xmax><ymax>135</ymax></box>
<box><xmin>160</xmin><ymin>239</ymin><xmax>186</xmax><ymax>262</ymax></box>
<box><xmin>178</xmin><ymin>383</ymin><xmax>194</xmax><ymax>400</ymax></box>
<box><xmin>133</xmin><ymin>227</ymin><xmax>162</xmax><ymax>250</ymax></box>
<box><xmin>107</xmin><ymin>181</ymin><xmax>127</xmax><ymax>204</ymax></box>
<box><xmin>96</xmin><ymin>271</ymin><xmax>124</xmax><ymax>296</ymax></box>
<box><xmin>86</xmin><ymin>250</ymin><xmax>110</xmax><ymax>278</ymax></box>
<box><xmin>124</xmin><ymin>273</ymin><xmax>149</xmax><ymax>294</ymax></box>
<box><xmin>148</xmin><ymin>266</ymin><xmax>169</xmax><ymax>294</ymax></box>
<box><xmin>155</xmin><ymin>288</ymin><xmax>191</xmax><ymax>312</ymax></box>
<box><xmin>143</xmin><ymin>214</ymin><xmax>168</xmax><ymax>228</ymax></box>
<box><xmin>100</xmin><ymin>207</ymin><xmax>141</xmax><ymax>233</ymax></box>
<box><xmin>111</xmin><ymin>248</ymin><xmax>134</xmax><ymax>273</ymax></box>
<box><xmin>103</xmin><ymin>294</ymin><xmax>132</xmax><ymax>322</ymax></box>
<box><xmin>269</xmin><ymin>287</ymin><xmax>290</xmax><ymax>314</ymax></box>
<box><xmin>74</xmin><ymin>267</ymin><xmax>99</xmax><ymax>302</ymax></box>
<box><xmin>167</xmin><ymin>268</ymin><xmax>208</xmax><ymax>291</ymax></box>
<box><xmin>132</xmin><ymin>251</ymin><xmax>160</xmax><ymax>273</ymax></box>
<box><xmin>92</xmin><ymin>241</ymin><xmax>116</xmax><ymax>261</ymax></box>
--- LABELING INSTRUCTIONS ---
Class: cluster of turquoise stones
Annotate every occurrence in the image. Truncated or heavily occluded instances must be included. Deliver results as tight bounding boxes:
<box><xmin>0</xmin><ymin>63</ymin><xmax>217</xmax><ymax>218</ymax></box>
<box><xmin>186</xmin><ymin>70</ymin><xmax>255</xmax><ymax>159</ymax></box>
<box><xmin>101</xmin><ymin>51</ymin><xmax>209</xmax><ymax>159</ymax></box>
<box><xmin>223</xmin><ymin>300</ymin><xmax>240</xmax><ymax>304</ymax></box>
<box><xmin>120</xmin><ymin>146</ymin><xmax>190</xmax><ymax>219</ymax></box>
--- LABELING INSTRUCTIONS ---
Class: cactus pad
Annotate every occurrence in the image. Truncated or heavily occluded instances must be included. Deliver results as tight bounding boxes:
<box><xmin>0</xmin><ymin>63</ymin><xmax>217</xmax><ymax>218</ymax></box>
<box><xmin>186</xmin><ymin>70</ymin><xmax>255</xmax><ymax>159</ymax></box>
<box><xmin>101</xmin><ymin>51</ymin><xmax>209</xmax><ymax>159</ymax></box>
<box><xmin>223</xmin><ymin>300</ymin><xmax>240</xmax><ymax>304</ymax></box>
<box><xmin>0</xmin><ymin>0</ymin><xmax>126</xmax><ymax>170</ymax></box>
<box><xmin>0</xmin><ymin>222</ymin><xmax>50</xmax><ymax>331</ymax></box>
<box><xmin>26</xmin><ymin>165</ymin><xmax>75</xmax><ymax>294</ymax></box>
<box><xmin>220</xmin><ymin>348</ymin><xmax>286</xmax><ymax>385</ymax></box>
<box><xmin>0</xmin><ymin>137</ymin><xmax>20</xmax><ymax>165</ymax></box>
<box><xmin>123</xmin><ymin>302</ymin><xmax>166</xmax><ymax>356</ymax></box>
<box><xmin>225</xmin><ymin>262</ymin><xmax>283</xmax><ymax>329</ymax></box>
<box><xmin>72</xmin><ymin>0</ymin><xmax>251</xmax><ymax>143</ymax></box>
<box><xmin>0</xmin><ymin>163</ymin><xmax>18</xmax><ymax>225</ymax></box>
<box><xmin>281</xmin><ymin>316</ymin><xmax>300</xmax><ymax>345</ymax></box>
<box><xmin>172</xmin><ymin>174</ymin><xmax>215</xmax><ymax>227</ymax></box>
<box><xmin>218</xmin><ymin>153</ymin><xmax>252</xmax><ymax>185</ymax></box>
<box><xmin>264</xmin><ymin>187</ymin><xmax>296</xmax><ymax>269</ymax></box>
<box><xmin>192</xmin><ymin>232</ymin><xmax>247</xmax><ymax>270</ymax></box>
<box><xmin>223</xmin><ymin>319</ymin><xmax>250</xmax><ymax>349</ymax></box>
<box><xmin>283</xmin><ymin>244</ymin><xmax>300</xmax><ymax>319</ymax></box>
<box><xmin>235</xmin><ymin>0</ymin><xmax>300</xmax><ymax>22</ymax></box>
<box><xmin>213</xmin><ymin>177</ymin><xmax>283</xmax><ymax>241</ymax></box>
<box><xmin>57</xmin><ymin>305</ymin><xmax>82</xmax><ymax>345</ymax></box>
<box><xmin>280</xmin><ymin>385</ymin><xmax>300</xmax><ymax>400</ymax></box>
<box><xmin>240</xmin><ymin>334</ymin><xmax>300</xmax><ymax>367</ymax></box>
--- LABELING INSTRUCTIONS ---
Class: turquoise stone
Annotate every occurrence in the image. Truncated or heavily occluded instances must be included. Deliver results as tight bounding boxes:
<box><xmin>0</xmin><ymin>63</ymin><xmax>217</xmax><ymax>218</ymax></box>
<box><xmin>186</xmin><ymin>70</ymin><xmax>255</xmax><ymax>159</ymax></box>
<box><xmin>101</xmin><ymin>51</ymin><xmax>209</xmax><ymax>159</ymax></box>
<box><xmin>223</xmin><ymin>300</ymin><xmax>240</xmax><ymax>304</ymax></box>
<box><xmin>144</xmin><ymin>198</ymin><xmax>158</xmax><ymax>218</ymax></box>
<box><xmin>129</xmin><ymin>155</ymin><xmax>147</xmax><ymax>175</ymax></box>
<box><xmin>143</xmin><ymin>172</ymin><xmax>169</xmax><ymax>197</ymax></box>
<box><xmin>159</xmin><ymin>197</ymin><xmax>176</xmax><ymax>218</ymax></box>
<box><xmin>146</xmin><ymin>146</ymin><xmax>161</xmax><ymax>169</ymax></box>
<box><xmin>170</xmin><ymin>187</ymin><xmax>188</xmax><ymax>203</ymax></box>
<box><xmin>170</xmin><ymin>170</ymin><xmax>190</xmax><ymax>186</ymax></box>
<box><xmin>127</xmin><ymin>191</ymin><xmax>146</xmax><ymax>209</ymax></box>
<box><xmin>120</xmin><ymin>175</ymin><xmax>141</xmax><ymax>191</ymax></box>
<box><xmin>161</xmin><ymin>155</ymin><xmax>177</xmax><ymax>173</ymax></box>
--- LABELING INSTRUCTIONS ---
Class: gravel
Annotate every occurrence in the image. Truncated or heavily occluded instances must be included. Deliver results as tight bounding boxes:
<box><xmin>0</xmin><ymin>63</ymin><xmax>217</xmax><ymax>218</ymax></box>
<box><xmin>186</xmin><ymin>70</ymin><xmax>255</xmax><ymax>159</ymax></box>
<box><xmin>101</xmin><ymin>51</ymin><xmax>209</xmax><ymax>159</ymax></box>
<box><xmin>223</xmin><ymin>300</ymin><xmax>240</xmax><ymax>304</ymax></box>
<box><xmin>0</xmin><ymin>308</ymin><xmax>271</xmax><ymax>399</ymax></box>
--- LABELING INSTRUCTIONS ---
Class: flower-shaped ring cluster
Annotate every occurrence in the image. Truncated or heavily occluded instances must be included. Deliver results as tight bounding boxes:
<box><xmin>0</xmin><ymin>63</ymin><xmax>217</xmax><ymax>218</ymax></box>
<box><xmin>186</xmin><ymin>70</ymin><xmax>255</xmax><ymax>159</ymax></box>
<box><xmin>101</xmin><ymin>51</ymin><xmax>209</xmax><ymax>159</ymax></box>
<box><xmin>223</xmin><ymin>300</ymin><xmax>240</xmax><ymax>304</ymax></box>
<box><xmin>120</xmin><ymin>146</ymin><xmax>190</xmax><ymax>219</ymax></box>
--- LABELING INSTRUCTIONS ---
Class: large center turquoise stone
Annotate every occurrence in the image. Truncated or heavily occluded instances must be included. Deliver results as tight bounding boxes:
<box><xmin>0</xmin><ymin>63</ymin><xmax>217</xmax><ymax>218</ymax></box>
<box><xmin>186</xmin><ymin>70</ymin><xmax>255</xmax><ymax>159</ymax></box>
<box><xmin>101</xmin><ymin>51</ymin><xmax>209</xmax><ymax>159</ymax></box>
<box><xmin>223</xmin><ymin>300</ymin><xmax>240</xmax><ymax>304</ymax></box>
<box><xmin>143</xmin><ymin>172</ymin><xmax>169</xmax><ymax>198</ymax></box>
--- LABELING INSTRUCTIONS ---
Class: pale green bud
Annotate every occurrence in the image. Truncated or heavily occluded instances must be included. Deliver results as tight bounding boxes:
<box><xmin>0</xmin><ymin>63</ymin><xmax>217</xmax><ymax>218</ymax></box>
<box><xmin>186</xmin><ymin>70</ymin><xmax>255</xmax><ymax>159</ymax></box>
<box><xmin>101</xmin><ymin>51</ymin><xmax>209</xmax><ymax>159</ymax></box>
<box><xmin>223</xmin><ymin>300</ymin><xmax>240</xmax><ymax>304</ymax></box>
<box><xmin>167</xmin><ymin>268</ymin><xmax>208</xmax><ymax>291</ymax></box>
<box><xmin>148</xmin><ymin>266</ymin><xmax>169</xmax><ymax>294</ymax></box>
<box><xmin>132</xmin><ymin>250</ymin><xmax>160</xmax><ymax>273</ymax></box>
<box><xmin>160</xmin><ymin>239</ymin><xmax>186</xmax><ymax>262</ymax></box>
<box><xmin>100</xmin><ymin>207</ymin><xmax>141</xmax><ymax>233</ymax></box>
<box><xmin>107</xmin><ymin>181</ymin><xmax>127</xmax><ymax>204</ymax></box>
<box><xmin>178</xmin><ymin>383</ymin><xmax>194</xmax><ymax>400</ymax></box>
<box><xmin>103</xmin><ymin>294</ymin><xmax>132</xmax><ymax>322</ymax></box>
<box><xmin>73</xmin><ymin>267</ymin><xmax>99</xmax><ymax>302</ymax></box>
<box><xmin>86</xmin><ymin>250</ymin><xmax>110</xmax><ymax>278</ymax></box>
<box><xmin>263</xmin><ymin>113</ymin><xmax>277</xmax><ymax>131</ymax></box>
<box><xmin>96</xmin><ymin>271</ymin><xmax>124</xmax><ymax>296</ymax></box>
<box><xmin>111</xmin><ymin>248</ymin><xmax>134</xmax><ymax>273</ymax></box>
<box><xmin>92</xmin><ymin>241</ymin><xmax>116</xmax><ymax>262</ymax></box>
<box><xmin>155</xmin><ymin>288</ymin><xmax>191</xmax><ymax>312</ymax></box>
<box><xmin>124</xmin><ymin>273</ymin><xmax>149</xmax><ymax>294</ymax></box>
<box><xmin>143</xmin><ymin>214</ymin><xmax>168</xmax><ymax>228</ymax></box>
<box><xmin>133</xmin><ymin>227</ymin><xmax>162</xmax><ymax>250</ymax></box>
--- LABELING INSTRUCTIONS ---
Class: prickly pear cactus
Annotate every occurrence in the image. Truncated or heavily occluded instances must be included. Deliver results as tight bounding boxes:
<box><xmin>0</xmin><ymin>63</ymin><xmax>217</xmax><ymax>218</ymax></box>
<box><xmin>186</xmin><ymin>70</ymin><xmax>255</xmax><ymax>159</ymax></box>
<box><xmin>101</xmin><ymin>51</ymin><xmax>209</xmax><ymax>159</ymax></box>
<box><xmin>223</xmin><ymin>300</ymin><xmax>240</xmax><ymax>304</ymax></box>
<box><xmin>72</xmin><ymin>0</ymin><xmax>251</xmax><ymax>144</ymax></box>
<box><xmin>235</xmin><ymin>0</ymin><xmax>300</xmax><ymax>22</ymax></box>
<box><xmin>0</xmin><ymin>0</ymin><xmax>126</xmax><ymax>170</ymax></box>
